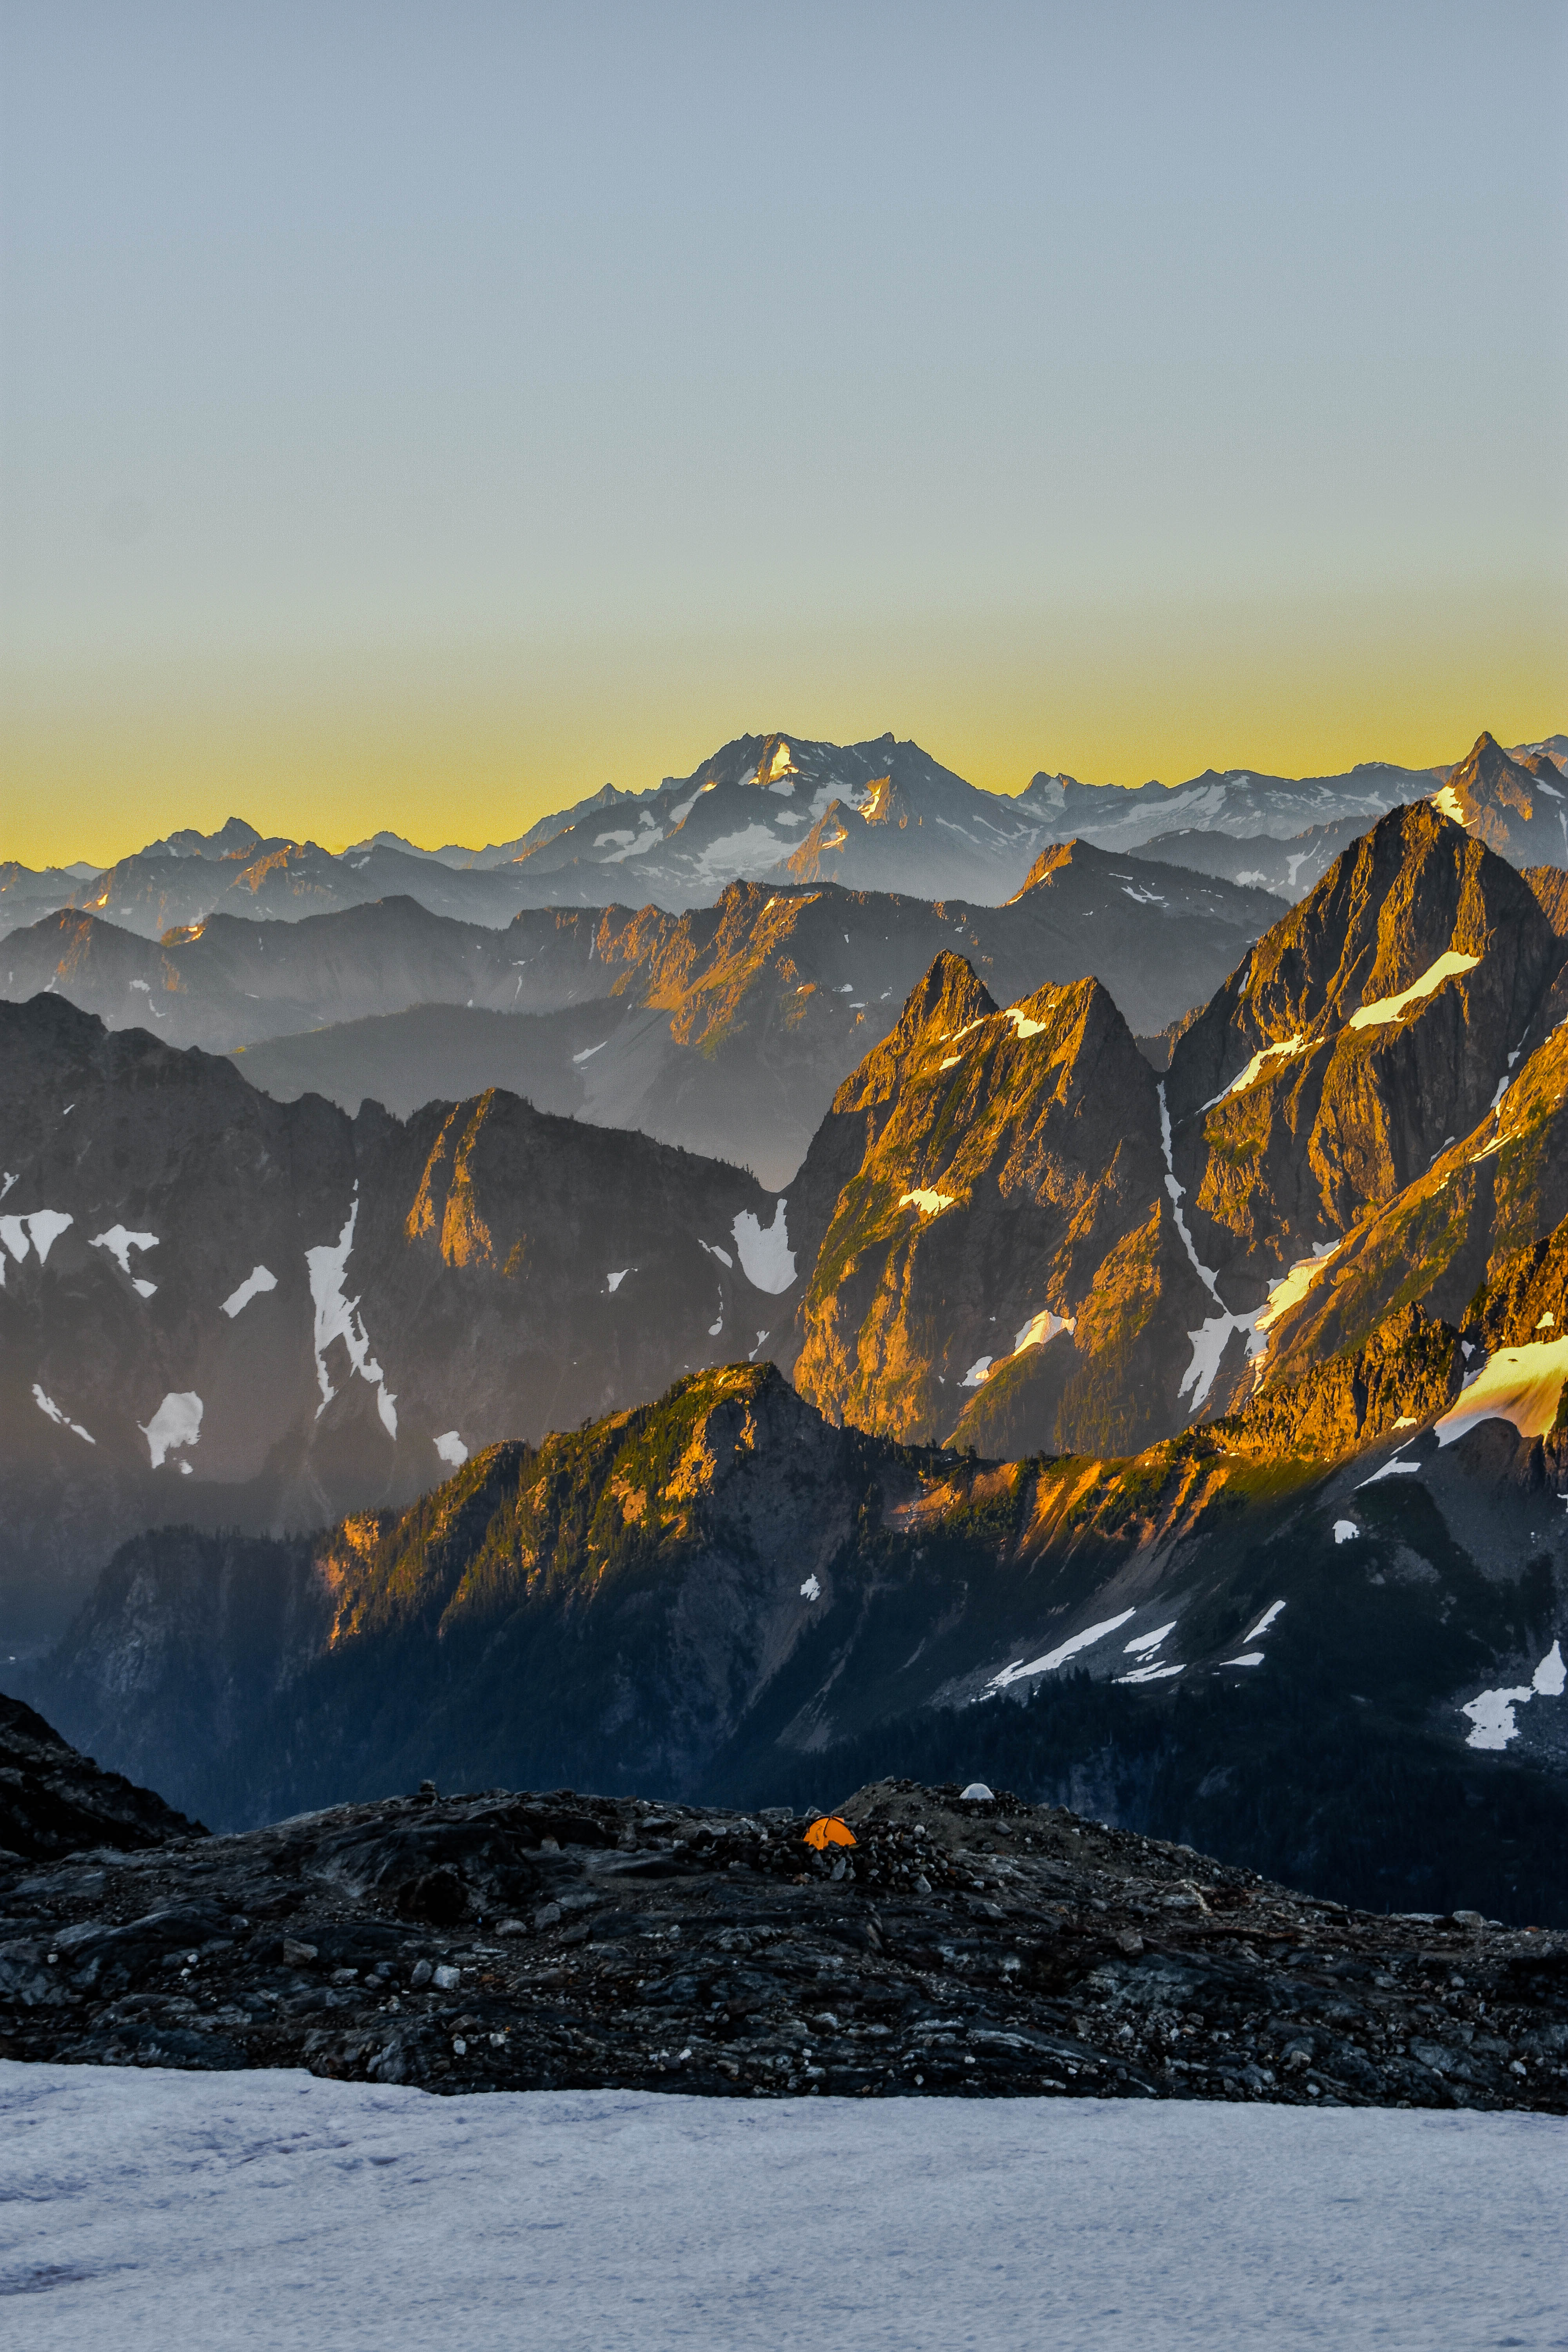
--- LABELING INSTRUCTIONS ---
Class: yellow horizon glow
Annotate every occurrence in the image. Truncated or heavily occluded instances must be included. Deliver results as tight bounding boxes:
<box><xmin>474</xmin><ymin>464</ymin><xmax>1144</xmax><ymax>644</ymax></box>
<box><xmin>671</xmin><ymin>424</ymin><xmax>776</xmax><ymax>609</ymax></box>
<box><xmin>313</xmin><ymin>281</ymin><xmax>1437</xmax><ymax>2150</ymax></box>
<box><xmin>4</xmin><ymin>579</ymin><xmax>1564</xmax><ymax>871</ymax></box>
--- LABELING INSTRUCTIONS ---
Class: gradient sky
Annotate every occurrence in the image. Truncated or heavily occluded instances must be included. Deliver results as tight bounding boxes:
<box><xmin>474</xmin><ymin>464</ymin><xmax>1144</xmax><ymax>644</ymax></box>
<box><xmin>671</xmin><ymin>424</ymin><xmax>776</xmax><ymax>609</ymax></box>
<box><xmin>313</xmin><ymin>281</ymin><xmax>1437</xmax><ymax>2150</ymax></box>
<box><xmin>2</xmin><ymin>0</ymin><xmax>1565</xmax><ymax>868</ymax></box>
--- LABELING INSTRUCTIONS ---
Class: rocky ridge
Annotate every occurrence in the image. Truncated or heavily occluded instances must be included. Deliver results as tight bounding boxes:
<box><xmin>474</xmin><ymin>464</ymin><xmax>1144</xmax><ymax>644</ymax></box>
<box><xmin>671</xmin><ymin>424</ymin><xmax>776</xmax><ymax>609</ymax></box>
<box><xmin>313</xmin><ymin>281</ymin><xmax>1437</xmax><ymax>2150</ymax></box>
<box><xmin>2</xmin><ymin>1761</ymin><xmax>1563</xmax><ymax>2113</ymax></box>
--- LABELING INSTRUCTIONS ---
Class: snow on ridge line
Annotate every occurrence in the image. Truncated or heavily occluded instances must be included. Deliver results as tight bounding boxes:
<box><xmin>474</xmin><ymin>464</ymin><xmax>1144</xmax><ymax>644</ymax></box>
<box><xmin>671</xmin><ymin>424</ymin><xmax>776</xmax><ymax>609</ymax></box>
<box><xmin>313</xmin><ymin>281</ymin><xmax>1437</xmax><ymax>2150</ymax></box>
<box><xmin>732</xmin><ymin>1200</ymin><xmax>796</xmax><ymax>1293</ymax></box>
<box><xmin>434</xmin><ymin>1430</ymin><xmax>468</xmax><ymax>1467</ymax></box>
<box><xmin>221</xmin><ymin>1265</ymin><xmax>277</xmax><ymax>1318</ymax></box>
<box><xmin>139</xmin><ymin>1390</ymin><xmax>202</xmax><ymax>1471</ymax></box>
<box><xmin>33</xmin><ymin>1384</ymin><xmax>95</xmax><ymax>1444</ymax></box>
<box><xmin>306</xmin><ymin>1195</ymin><xmax>397</xmax><ymax>1437</ymax></box>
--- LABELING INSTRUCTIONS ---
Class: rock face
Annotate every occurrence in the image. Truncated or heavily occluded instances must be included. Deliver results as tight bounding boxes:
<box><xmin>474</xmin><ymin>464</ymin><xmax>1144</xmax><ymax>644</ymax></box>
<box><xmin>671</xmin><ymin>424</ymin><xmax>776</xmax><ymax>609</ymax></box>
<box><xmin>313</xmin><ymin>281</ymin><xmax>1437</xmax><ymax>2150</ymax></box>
<box><xmin>0</xmin><ymin>996</ymin><xmax>795</xmax><ymax>1640</ymax></box>
<box><xmin>2</xmin><ymin>1764</ymin><xmax>1563</xmax><ymax>2113</ymax></box>
<box><xmin>784</xmin><ymin>954</ymin><xmax>1205</xmax><ymax>1455</ymax></box>
<box><xmin>0</xmin><ymin>1695</ymin><xmax>197</xmax><ymax>1860</ymax></box>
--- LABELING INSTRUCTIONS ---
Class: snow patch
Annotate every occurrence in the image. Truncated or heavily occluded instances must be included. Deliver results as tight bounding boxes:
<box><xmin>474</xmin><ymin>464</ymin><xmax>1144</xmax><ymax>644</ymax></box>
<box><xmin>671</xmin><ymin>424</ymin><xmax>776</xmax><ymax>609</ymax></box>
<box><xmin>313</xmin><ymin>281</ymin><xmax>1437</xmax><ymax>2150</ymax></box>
<box><xmin>90</xmin><ymin>1226</ymin><xmax>159</xmax><ymax>1288</ymax></box>
<box><xmin>1434</xmin><ymin>1336</ymin><xmax>1568</xmax><ymax>1449</ymax></box>
<box><xmin>1430</xmin><ymin>782</ymin><xmax>1468</xmax><ymax>824</ymax></box>
<box><xmin>1347</xmin><ymin>951</ymin><xmax>1480</xmax><ymax>1031</ymax></box>
<box><xmin>960</xmin><ymin>1357</ymin><xmax>993</xmax><ymax>1389</ymax></box>
<box><xmin>221</xmin><ymin>1265</ymin><xmax>277</xmax><ymax>1318</ymax></box>
<box><xmin>985</xmin><ymin>1610</ymin><xmax>1136</xmax><ymax>1693</ymax></box>
<box><xmin>699</xmin><ymin>1241</ymin><xmax>734</xmax><ymax>1269</ymax></box>
<box><xmin>1123</xmin><ymin>1622</ymin><xmax>1176</xmax><ymax>1655</ymax></box>
<box><xmin>1246</xmin><ymin>1601</ymin><xmax>1287</xmax><ymax>1640</ymax></box>
<box><xmin>305</xmin><ymin>1196</ymin><xmax>397</xmax><ymax>1437</ymax></box>
<box><xmin>1013</xmin><ymin>1308</ymin><xmax>1074</xmax><ymax>1352</ymax></box>
<box><xmin>32</xmin><ymin>1384</ymin><xmax>95</xmax><ymax>1444</ymax></box>
<box><xmin>572</xmin><ymin>1042</ymin><xmax>608</xmax><ymax>1064</ymax></box>
<box><xmin>1222</xmin><ymin>1653</ymin><xmax>1266</xmax><ymax>1669</ymax></box>
<box><xmin>900</xmin><ymin>1189</ymin><xmax>955</xmax><ymax>1218</ymax></box>
<box><xmin>1333</xmin><ymin>1520</ymin><xmax>1359</xmax><ymax>1544</ymax></box>
<box><xmin>1</xmin><ymin>1209</ymin><xmax>74</xmax><ymax>1266</ymax></box>
<box><xmin>606</xmin><ymin>1269</ymin><xmax>629</xmax><ymax>1294</ymax></box>
<box><xmin>434</xmin><ymin>1431</ymin><xmax>468</xmax><ymax>1467</ymax></box>
<box><xmin>139</xmin><ymin>1390</ymin><xmax>203</xmax><ymax>1470</ymax></box>
<box><xmin>1463</xmin><ymin>1644</ymin><xmax>1565</xmax><ymax>1750</ymax></box>
<box><xmin>1203</xmin><ymin>1036</ymin><xmax>1304</xmax><ymax>1111</ymax></box>
<box><xmin>731</xmin><ymin>1200</ymin><xmax>796</xmax><ymax>1293</ymax></box>
<box><xmin>800</xmin><ymin>1574</ymin><xmax>821</xmax><ymax>1601</ymax></box>
<box><xmin>1003</xmin><ymin>1005</ymin><xmax>1048</xmax><ymax>1041</ymax></box>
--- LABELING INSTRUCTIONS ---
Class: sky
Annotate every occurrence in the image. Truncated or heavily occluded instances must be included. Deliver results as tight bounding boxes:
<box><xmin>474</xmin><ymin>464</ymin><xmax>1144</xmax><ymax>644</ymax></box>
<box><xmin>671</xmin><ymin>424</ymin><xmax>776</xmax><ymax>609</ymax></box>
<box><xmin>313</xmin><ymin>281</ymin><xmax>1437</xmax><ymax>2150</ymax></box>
<box><xmin>2</xmin><ymin>0</ymin><xmax>1565</xmax><ymax>867</ymax></box>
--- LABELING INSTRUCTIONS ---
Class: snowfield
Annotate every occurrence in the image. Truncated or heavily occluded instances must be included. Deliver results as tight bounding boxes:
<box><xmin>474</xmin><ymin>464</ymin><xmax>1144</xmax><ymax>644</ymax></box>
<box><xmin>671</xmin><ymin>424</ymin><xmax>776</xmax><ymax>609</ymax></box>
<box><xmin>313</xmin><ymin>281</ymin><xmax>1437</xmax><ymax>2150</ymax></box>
<box><xmin>4</xmin><ymin>2067</ymin><xmax>1558</xmax><ymax>2352</ymax></box>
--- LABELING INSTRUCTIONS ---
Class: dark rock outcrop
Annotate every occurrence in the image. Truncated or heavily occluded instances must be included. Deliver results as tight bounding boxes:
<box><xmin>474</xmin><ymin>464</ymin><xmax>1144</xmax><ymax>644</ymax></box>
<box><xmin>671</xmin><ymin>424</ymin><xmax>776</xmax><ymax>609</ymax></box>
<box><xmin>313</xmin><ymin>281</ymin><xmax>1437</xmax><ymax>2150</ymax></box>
<box><xmin>2</xmin><ymin>1770</ymin><xmax>1563</xmax><ymax>2113</ymax></box>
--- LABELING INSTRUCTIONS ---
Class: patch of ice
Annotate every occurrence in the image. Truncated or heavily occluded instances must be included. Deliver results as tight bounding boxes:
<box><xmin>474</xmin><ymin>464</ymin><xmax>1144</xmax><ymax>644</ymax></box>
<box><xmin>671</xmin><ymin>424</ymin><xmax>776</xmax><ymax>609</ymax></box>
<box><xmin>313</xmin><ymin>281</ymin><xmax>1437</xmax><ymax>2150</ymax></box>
<box><xmin>221</xmin><ymin>1265</ymin><xmax>277</xmax><ymax>1318</ymax></box>
<box><xmin>900</xmin><ymin>1189</ymin><xmax>955</xmax><ymax>1218</ymax></box>
<box><xmin>434</xmin><ymin>1431</ymin><xmax>468</xmax><ymax>1467</ymax></box>
<box><xmin>985</xmin><ymin>1610</ymin><xmax>1136</xmax><ymax>1692</ymax></box>
<box><xmin>732</xmin><ymin>1200</ymin><xmax>796</xmax><ymax>1293</ymax></box>
<box><xmin>1347</xmin><ymin>951</ymin><xmax>1480</xmax><ymax>1031</ymax></box>
<box><xmin>1333</xmin><ymin>1521</ymin><xmax>1359</xmax><ymax>1544</ymax></box>
<box><xmin>139</xmin><ymin>1390</ymin><xmax>203</xmax><ymax>1469</ymax></box>
<box><xmin>1123</xmin><ymin>1622</ymin><xmax>1176</xmax><ymax>1655</ymax></box>
<box><xmin>305</xmin><ymin>1195</ymin><xmax>397</xmax><ymax>1438</ymax></box>
<box><xmin>800</xmin><ymin>1574</ymin><xmax>821</xmax><ymax>1602</ymax></box>
<box><xmin>91</xmin><ymin>1226</ymin><xmax>159</xmax><ymax>1283</ymax></box>
<box><xmin>1245</xmin><ymin>1601</ymin><xmax>1287</xmax><ymax>1640</ymax></box>
<box><xmin>960</xmin><ymin>1357</ymin><xmax>993</xmax><ymax>1389</ymax></box>
<box><xmin>32</xmin><ymin>1384</ymin><xmax>95</xmax><ymax>1444</ymax></box>
<box><xmin>1434</xmin><ymin>1336</ymin><xmax>1568</xmax><ymax>1449</ymax></box>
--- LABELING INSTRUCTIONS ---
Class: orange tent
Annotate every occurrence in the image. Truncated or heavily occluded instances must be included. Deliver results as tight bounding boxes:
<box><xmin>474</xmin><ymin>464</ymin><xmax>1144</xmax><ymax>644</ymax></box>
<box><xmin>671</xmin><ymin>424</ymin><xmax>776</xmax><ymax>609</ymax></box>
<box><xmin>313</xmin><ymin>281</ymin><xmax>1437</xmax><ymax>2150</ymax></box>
<box><xmin>803</xmin><ymin>1815</ymin><xmax>857</xmax><ymax>1849</ymax></box>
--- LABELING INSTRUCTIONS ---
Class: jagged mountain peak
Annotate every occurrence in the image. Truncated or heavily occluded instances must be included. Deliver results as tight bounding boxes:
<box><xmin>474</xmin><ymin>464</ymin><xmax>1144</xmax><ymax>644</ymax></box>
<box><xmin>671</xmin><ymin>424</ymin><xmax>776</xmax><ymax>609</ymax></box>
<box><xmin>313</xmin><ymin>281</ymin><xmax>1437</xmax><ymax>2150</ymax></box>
<box><xmin>1169</xmin><ymin>800</ymin><xmax>1555</xmax><ymax>1118</ymax></box>
<box><xmin>1432</xmin><ymin>731</ymin><xmax>1568</xmax><ymax>864</ymax></box>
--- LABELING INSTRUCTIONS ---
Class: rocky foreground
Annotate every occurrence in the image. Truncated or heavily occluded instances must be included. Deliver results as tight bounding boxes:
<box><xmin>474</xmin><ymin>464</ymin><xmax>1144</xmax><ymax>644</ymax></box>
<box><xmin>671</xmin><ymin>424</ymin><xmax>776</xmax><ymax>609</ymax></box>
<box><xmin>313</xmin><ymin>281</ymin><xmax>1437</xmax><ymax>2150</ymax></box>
<box><xmin>1</xmin><ymin>1724</ymin><xmax>1564</xmax><ymax>2110</ymax></box>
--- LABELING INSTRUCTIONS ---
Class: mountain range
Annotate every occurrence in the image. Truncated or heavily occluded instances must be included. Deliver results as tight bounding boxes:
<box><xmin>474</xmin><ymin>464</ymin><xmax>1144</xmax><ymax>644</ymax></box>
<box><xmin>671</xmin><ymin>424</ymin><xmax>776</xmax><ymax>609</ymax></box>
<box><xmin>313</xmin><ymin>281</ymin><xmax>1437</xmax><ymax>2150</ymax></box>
<box><xmin>6</xmin><ymin>729</ymin><xmax>1560</xmax><ymax>952</ymax></box>
<box><xmin>3</xmin><ymin>849</ymin><xmax>1282</xmax><ymax>1185</ymax></box>
<box><xmin>5</xmin><ymin>739</ymin><xmax>1568</xmax><ymax>1922</ymax></box>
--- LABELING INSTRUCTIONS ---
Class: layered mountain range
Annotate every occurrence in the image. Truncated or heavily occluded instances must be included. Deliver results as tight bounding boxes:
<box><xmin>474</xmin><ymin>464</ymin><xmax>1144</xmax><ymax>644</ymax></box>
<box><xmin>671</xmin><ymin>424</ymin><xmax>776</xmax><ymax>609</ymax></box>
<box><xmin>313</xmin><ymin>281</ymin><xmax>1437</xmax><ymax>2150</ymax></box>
<box><xmin>3</xmin><ymin>849</ymin><xmax>1281</xmax><ymax>1185</ymax></box>
<box><xmin>6</xmin><ymin>756</ymin><xmax>1568</xmax><ymax>1918</ymax></box>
